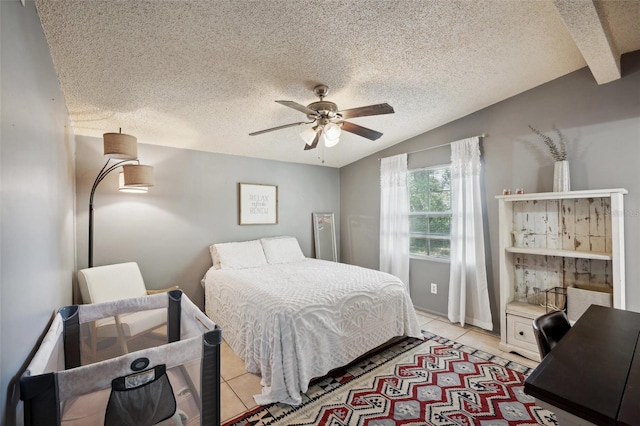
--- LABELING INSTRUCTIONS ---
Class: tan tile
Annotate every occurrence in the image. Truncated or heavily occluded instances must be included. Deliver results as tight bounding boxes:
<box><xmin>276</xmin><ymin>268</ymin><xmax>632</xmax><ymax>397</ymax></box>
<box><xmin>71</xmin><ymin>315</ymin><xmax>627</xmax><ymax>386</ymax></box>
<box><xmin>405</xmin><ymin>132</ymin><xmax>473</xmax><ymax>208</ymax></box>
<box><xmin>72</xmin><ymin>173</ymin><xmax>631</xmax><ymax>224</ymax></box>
<box><xmin>422</xmin><ymin>319</ymin><xmax>468</xmax><ymax>341</ymax></box>
<box><xmin>221</xmin><ymin>382</ymin><xmax>248</xmax><ymax>422</ymax></box>
<box><xmin>498</xmin><ymin>350</ymin><xmax>540</xmax><ymax>369</ymax></box>
<box><xmin>227</xmin><ymin>373</ymin><xmax>262</xmax><ymax>410</ymax></box>
<box><xmin>414</xmin><ymin>311</ymin><xmax>428</xmax><ymax>320</ymax></box>
<box><xmin>467</xmin><ymin>324</ymin><xmax>499</xmax><ymax>337</ymax></box>
<box><xmin>416</xmin><ymin>316</ymin><xmax>437</xmax><ymax>327</ymax></box>
<box><xmin>433</xmin><ymin>315</ymin><xmax>455</xmax><ymax>323</ymax></box>
<box><xmin>414</xmin><ymin>309</ymin><xmax>438</xmax><ymax>319</ymax></box>
<box><xmin>456</xmin><ymin>330</ymin><xmax>501</xmax><ymax>354</ymax></box>
<box><xmin>221</xmin><ymin>341</ymin><xmax>247</xmax><ymax>381</ymax></box>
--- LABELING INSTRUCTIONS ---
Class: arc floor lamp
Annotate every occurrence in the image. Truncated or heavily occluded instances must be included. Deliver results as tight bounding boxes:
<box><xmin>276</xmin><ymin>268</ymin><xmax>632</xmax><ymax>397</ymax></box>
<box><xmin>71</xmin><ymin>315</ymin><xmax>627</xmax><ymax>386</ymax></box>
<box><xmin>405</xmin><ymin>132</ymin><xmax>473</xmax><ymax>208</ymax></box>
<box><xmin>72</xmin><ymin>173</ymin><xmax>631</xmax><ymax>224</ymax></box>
<box><xmin>88</xmin><ymin>130</ymin><xmax>155</xmax><ymax>267</ymax></box>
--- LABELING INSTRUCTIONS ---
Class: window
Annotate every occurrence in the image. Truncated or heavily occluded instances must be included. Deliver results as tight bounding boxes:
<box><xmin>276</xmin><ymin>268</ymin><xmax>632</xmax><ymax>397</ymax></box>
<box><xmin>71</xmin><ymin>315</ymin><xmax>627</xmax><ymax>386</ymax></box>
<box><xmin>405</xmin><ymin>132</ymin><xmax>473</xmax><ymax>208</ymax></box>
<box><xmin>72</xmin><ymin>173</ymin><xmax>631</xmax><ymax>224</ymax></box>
<box><xmin>408</xmin><ymin>166</ymin><xmax>452</xmax><ymax>259</ymax></box>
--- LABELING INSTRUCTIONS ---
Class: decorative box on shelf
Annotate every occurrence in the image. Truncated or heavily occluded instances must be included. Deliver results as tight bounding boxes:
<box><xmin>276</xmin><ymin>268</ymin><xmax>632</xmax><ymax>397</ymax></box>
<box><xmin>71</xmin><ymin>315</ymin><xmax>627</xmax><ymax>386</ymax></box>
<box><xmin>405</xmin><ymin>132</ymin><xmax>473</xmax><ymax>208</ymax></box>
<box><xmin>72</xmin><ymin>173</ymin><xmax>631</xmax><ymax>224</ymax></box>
<box><xmin>567</xmin><ymin>285</ymin><xmax>612</xmax><ymax>323</ymax></box>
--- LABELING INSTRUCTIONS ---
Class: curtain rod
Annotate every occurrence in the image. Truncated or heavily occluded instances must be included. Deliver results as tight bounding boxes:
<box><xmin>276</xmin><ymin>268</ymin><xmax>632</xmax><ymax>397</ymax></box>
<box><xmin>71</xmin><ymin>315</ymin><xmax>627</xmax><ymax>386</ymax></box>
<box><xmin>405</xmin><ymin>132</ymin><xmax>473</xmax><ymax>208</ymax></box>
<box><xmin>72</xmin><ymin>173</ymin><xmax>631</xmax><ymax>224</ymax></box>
<box><xmin>378</xmin><ymin>133</ymin><xmax>487</xmax><ymax>161</ymax></box>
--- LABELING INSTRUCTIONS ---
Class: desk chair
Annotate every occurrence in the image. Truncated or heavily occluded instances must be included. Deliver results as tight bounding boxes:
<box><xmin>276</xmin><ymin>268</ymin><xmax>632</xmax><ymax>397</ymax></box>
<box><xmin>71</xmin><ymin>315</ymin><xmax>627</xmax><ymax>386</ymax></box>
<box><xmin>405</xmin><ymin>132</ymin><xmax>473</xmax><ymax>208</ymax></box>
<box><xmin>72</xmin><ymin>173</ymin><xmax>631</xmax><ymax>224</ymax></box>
<box><xmin>532</xmin><ymin>310</ymin><xmax>571</xmax><ymax>359</ymax></box>
<box><xmin>78</xmin><ymin>262</ymin><xmax>178</xmax><ymax>354</ymax></box>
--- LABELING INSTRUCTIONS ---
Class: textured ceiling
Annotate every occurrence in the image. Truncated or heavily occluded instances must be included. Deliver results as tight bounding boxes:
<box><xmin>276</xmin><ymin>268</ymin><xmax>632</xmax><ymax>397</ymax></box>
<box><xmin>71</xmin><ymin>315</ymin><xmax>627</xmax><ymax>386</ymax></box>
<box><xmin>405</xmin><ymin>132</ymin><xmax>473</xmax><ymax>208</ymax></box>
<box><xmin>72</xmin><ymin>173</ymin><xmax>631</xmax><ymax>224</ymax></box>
<box><xmin>36</xmin><ymin>0</ymin><xmax>639</xmax><ymax>168</ymax></box>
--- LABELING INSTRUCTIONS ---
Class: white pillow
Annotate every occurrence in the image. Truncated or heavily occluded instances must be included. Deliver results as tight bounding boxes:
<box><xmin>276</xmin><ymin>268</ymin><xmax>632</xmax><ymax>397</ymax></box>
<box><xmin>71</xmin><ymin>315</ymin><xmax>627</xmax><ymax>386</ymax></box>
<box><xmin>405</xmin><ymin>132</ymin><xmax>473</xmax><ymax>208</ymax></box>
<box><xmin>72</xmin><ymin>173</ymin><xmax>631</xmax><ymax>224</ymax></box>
<box><xmin>261</xmin><ymin>236</ymin><xmax>305</xmax><ymax>264</ymax></box>
<box><xmin>209</xmin><ymin>240</ymin><xmax>267</xmax><ymax>270</ymax></box>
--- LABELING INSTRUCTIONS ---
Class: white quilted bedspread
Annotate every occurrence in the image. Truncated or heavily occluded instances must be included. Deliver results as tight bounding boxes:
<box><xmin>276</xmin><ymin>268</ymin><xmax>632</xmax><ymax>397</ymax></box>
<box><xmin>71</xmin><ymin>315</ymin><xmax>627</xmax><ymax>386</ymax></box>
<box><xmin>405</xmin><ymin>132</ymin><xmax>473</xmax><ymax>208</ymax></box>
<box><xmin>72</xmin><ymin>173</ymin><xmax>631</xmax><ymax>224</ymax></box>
<box><xmin>202</xmin><ymin>259</ymin><xmax>422</xmax><ymax>405</ymax></box>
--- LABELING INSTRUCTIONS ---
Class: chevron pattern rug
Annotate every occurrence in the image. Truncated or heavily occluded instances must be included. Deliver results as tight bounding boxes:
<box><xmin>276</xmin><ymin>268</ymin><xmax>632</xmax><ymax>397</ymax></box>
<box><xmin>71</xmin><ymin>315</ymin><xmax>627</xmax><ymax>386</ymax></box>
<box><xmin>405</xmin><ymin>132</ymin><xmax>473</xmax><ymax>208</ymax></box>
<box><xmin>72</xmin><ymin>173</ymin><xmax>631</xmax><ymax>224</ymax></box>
<box><xmin>224</xmin><ymin>333</ymin><xmax>556</xmax><ymax>426</ymax></box>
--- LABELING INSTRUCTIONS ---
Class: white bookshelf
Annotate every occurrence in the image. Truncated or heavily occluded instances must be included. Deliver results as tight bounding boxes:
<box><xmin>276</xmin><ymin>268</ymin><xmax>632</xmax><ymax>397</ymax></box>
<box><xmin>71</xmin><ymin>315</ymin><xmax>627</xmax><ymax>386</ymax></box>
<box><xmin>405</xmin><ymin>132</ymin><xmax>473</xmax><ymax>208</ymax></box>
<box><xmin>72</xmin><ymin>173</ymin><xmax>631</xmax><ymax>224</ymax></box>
<box><xmin>496</xmin><ymin>189</ymin><xmax>627</xmax><ymax>361</ymax></box>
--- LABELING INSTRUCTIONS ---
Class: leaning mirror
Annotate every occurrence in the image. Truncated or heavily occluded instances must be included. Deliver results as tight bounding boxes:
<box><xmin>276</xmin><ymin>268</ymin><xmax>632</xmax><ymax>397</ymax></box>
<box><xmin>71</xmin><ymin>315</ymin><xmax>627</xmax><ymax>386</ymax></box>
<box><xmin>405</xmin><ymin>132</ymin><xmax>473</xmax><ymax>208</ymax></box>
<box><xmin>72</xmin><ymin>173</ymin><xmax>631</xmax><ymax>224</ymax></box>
<box><xmin>313</xmin><ymin>213</ymin><xmax>337</xmax><ymax>262</ymax></box>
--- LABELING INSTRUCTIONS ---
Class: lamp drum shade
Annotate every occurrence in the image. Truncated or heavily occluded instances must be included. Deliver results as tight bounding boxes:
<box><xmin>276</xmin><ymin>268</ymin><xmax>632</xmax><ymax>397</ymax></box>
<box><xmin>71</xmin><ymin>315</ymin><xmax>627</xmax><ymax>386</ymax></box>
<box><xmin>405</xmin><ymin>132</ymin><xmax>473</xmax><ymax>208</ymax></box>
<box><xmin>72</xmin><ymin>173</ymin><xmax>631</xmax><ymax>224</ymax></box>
<box><xmin>122</xmin><ymin>164</ymin><xmax>155</xmax><ymax>187</ymax></box>
<box><xmin>118</xmin><ymin>172</ymin><xmax>148</xmax><ymax>193</ymax></box>
<box><xmin>103</xmin><ymin>132</ymin><xmax>138</xmax><ymax>159</ymax></box>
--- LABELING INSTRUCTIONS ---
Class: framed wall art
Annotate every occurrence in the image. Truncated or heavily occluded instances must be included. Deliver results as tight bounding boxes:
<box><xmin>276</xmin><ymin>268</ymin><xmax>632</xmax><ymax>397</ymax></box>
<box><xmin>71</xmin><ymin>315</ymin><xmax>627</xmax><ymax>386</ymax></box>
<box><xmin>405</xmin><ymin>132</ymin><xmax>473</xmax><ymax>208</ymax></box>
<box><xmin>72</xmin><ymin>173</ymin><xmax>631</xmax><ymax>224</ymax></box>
<box><xmin>238</xmin><ymin>183</ymin><xmax>278</xmax><ymax>225</ymax></box>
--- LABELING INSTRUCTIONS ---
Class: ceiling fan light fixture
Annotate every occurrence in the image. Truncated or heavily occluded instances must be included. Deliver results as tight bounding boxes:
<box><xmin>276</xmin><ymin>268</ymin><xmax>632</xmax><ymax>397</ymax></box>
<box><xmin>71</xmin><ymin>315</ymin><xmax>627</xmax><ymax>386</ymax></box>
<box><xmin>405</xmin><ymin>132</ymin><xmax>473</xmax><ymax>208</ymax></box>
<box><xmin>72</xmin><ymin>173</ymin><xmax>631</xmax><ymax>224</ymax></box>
<box><xmin>323</xmin><ymin>135</ymin><xmax>340</xmax><ymax>148</ymax></box>
<box><xmin>323</xmin><ymin>134</ymin><xmax>340</xmax><ymax>148</ymax></box>
<box><xmin>324</xmin><ymin>122</ymin><xmax>341</xmax><ymax>140</ymax></box>
<box><xmin>300</xmin><ymin>126</ymin><xmax>319</xmax><ymax>146</ymax></box>
<box><xmin>323</xmin><ymin>122</ymin><xmax>341</xmax><ymax>148</ymax></box>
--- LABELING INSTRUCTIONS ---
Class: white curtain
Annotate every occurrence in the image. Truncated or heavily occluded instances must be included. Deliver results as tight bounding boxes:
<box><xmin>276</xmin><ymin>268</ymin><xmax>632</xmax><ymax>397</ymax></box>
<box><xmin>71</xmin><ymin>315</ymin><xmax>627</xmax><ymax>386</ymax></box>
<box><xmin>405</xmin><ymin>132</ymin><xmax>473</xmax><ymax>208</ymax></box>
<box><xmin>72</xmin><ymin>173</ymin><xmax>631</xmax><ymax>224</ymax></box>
<box><xmin>380</xmin><ymin>153</ymin><xmax>410</xmax><ymax>289</ymax></box>
<box><xmin>448</xmin><ymin>137</ymin><xmax>493</xmax><ymax>330</ymax></box>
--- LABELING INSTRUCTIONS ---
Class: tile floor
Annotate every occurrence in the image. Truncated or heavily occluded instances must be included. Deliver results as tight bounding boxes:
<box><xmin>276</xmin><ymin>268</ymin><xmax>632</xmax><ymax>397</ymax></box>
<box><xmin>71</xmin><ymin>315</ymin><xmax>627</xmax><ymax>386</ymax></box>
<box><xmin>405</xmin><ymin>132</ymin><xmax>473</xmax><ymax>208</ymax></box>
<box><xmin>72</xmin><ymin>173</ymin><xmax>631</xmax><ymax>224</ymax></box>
<box><xmin>219</xmin><ymin>309</ymin><xmax>540</xmax><ymax>423</ymax></box>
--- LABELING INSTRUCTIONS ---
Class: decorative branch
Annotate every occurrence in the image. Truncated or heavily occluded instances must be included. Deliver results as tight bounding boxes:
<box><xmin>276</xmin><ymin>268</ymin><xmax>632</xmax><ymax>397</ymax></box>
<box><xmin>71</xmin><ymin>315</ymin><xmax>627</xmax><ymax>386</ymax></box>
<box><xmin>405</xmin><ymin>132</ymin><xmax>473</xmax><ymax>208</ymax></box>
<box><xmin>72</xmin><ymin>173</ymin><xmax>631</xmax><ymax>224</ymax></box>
<box><xmin>529</xmin><ymin>125</ymin><xmax>567</xmax><ymax>161</ymax></box>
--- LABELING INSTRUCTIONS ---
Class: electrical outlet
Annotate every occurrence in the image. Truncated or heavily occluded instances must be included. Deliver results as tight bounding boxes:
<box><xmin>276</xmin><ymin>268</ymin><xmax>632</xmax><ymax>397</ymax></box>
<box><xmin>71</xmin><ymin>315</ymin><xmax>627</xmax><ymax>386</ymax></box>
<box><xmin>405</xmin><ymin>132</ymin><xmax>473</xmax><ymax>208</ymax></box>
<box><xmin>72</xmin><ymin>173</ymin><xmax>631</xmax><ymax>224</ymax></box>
<box><xmin>430</xmin><ymin>283</ymin><xmax>438</xmax><ymax>294</ymax></box>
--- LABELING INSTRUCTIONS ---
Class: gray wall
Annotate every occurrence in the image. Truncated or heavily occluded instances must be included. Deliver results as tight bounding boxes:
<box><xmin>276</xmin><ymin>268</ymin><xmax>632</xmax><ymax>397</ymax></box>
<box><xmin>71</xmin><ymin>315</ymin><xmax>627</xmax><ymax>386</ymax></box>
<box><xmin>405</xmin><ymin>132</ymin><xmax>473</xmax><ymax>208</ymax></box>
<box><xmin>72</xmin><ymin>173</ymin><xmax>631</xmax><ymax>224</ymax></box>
<box><xmin>340</xmin><ymin>50</ymin><xmax>640</xmax><ymax>330</ymax></box>
<box><xmin>75</xmin><ymin>138</ymin><xmax>340</xmax><ymax>308</ymax></box>
<box><xmin>0</xmin><ymin>1</ymin><xmax>76</xmax><ymax>425</ymax></box>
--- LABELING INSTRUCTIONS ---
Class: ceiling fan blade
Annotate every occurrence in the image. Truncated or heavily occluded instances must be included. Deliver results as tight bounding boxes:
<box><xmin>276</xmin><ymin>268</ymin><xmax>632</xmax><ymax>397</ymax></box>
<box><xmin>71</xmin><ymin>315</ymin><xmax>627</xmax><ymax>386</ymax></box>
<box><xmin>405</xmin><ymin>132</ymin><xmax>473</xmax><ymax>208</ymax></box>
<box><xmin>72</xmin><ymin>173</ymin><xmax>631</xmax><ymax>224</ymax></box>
<box><xmin>340</xmin><ymin>121</ymin><xmax>383</xmax><ymax>141</ymax></box>
<box><xmin>249</xmin><ymin>121</ymin><xmax>310</xmax><ymax>136</ymax></box>
<box><xmin>338</xmin><ymin>103</ymin><xmax>395</xmax><ymax>119</ymax></box>
<box><xmin>275</xmin><ymin>100</ymin><xmax>319</xmax><ymax>117</ymax></box>
<box><xmin>303</xmin><ymin>130</ymin><xmax>321</xmax><ymax>150</ymax></box>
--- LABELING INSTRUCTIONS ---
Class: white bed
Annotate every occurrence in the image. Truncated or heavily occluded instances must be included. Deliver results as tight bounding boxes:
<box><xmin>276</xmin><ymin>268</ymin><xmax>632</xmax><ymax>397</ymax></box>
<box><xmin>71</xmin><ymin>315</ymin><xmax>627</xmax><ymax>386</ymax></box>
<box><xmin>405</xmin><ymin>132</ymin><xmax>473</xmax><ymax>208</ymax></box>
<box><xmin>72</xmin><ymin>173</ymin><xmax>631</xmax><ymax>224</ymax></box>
<box><xmin>201</xmin><ymin>237</ymin><xmax>422</xmax><ymax>405</ymax></box>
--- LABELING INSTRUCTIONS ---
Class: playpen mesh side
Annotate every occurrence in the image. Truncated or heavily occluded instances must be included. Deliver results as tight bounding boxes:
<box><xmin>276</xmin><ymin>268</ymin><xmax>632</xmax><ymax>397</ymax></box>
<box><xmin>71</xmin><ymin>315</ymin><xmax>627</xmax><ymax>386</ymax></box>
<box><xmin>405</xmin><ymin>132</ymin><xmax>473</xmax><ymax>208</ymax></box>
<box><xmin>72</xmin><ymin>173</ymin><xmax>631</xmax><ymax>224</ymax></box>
<box><xmin>21</xmin><ymin>291</ymin><xmax>221</xmax><ymax>426</ymax></box>
<box><xmin>74</xmin><ymin>290</ymin><xmax>213</xmax><ymax>365</ymax></box>
<box><xmin>77</xmin><ymin>292</ymin><xmax>172</xmax><ymax>365</ymax></box>
<box><xmin>57</xmin><ymin>337</ymin><xmax>204</xmax><ymax>425</ymax></box>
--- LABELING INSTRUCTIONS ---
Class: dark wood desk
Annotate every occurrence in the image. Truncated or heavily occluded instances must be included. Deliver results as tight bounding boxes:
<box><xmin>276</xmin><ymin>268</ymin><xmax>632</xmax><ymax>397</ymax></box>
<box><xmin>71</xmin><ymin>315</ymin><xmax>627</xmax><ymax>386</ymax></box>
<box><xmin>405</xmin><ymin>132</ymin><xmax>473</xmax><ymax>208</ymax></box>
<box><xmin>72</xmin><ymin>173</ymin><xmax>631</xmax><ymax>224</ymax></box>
<box><xmin>524</xmin><ymin>305</ymin><xmax>640</xmax><ymax>426</ymax></box>
<box><xmin>618</xmin><ymin>334</ymin><xmax>640</xmax><ymax>426</ymax></box>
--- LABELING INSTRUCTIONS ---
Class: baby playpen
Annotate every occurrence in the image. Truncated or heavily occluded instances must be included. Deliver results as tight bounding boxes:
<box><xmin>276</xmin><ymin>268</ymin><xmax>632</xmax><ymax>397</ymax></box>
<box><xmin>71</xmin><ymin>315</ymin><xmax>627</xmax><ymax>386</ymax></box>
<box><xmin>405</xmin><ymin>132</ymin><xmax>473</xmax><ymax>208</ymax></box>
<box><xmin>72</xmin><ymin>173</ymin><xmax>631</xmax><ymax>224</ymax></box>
<box><xmin>20</xmin><ymin>290</ymin><xmax>221</xmax><ymax>426</ymax></box>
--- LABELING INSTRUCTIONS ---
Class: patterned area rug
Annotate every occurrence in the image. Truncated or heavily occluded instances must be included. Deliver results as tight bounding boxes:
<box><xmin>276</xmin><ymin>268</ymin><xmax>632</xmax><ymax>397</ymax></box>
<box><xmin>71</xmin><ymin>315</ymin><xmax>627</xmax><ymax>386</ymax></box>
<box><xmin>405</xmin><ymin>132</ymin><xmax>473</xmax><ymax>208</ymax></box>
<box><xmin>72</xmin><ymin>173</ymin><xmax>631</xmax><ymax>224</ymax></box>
<box><xmin>224</xmin><ymin>332</ymin><xmax>556</xmax><ymax>426</ymax></box>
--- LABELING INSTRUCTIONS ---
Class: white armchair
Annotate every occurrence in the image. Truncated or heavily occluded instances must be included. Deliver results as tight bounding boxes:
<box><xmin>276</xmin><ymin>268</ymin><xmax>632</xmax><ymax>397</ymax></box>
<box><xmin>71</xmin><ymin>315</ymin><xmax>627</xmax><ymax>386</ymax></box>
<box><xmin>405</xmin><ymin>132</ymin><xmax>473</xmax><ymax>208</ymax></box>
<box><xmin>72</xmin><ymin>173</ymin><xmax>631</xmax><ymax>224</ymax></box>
<box><xmin>77</xmin><ymin>262</ymin><xmax>178</xmax><ymax>354</ymax></box>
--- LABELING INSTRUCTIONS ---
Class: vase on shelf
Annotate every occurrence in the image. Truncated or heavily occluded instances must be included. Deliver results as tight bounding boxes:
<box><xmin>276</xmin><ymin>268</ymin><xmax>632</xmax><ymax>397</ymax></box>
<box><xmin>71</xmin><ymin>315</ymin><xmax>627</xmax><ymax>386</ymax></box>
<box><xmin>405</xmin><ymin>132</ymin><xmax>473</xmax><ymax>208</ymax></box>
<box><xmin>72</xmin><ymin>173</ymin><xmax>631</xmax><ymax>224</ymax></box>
<box><xmin>553</xmin><ymin>160</ymin><xmax>570</xmax><ymax>192</ymax></box>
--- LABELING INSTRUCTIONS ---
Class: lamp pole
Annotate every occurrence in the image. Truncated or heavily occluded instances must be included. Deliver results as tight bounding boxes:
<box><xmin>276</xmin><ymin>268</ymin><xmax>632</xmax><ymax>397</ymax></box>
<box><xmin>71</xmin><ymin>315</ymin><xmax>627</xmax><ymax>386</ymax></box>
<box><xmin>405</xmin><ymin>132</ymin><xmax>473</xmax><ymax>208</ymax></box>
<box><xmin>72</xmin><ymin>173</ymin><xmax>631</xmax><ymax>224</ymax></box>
<box><xmin>88</xmin><ymin>159</ymin><xmax>139</xmax><ymax>268</ymax></box>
